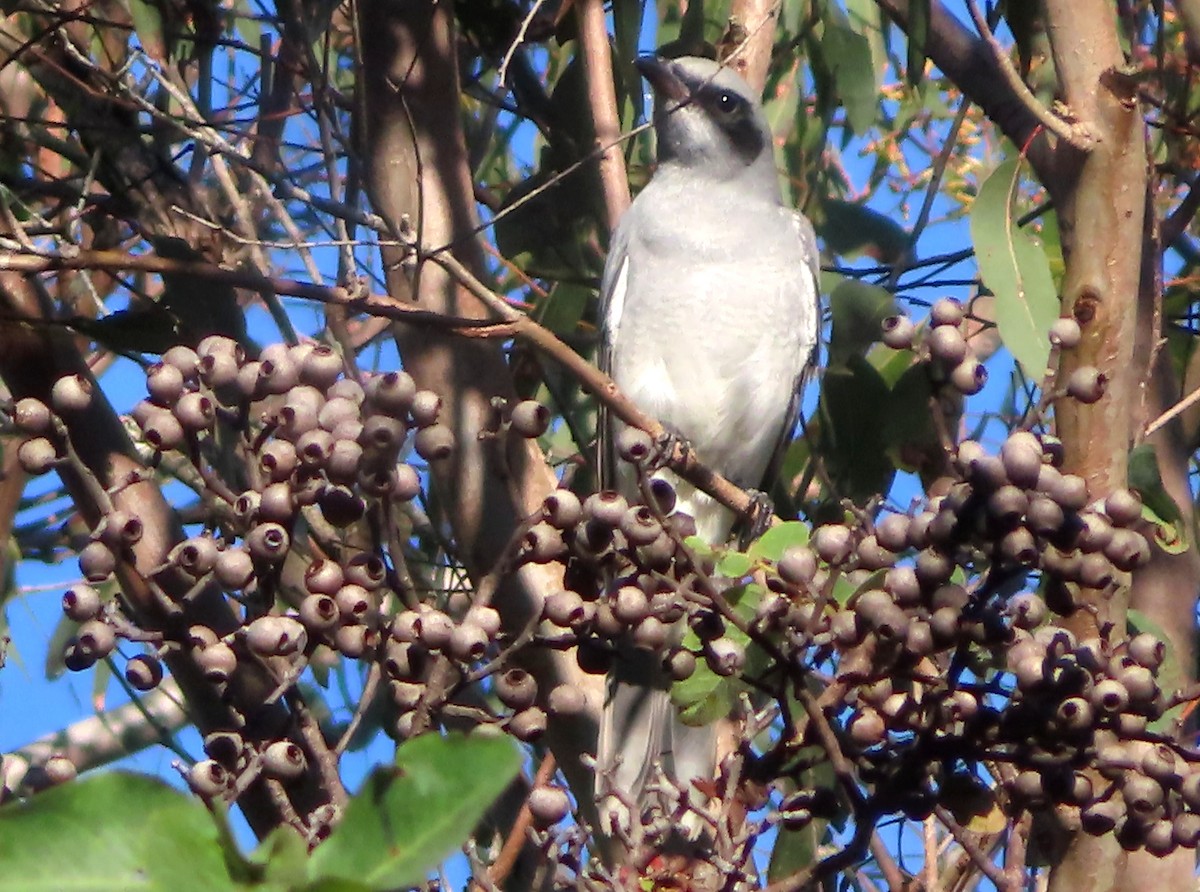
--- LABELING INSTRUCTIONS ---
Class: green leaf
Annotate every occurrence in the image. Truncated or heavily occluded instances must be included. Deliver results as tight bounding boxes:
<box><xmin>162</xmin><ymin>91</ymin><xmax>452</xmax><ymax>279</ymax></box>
<box><xmin>822</xmin><ymin>22</ymin><xmax>877</xmax><ymax>135</ymax></box>
<box><xmin>1127</xmin><ymin>444</ymin><xmax>1189</xmax><ymax>554</ymax></box>
<box><xmin>671</xmin><ymin>661</ymin><xmax>738</xmax><ymax>726</ymax></box>
<box><xmin>827</xmin><ymin>279</ymin><xmax>897</xmax><ymax>367</ymax></box>
<box><xmin>308</xmin><ymin>732</ymin><xmax>521</xmax><ymax>891</ymax></box>
<box><xmin>818</xmin><ymin>355</ymin><xmax>896</xmax><ymax>505</ymax></box>
<box><xmin>749</xmin><ymin>521</ymin><xmax>811</xmax><ymax>564</ymax></box>
<box><xmin>970</xmin><ymin>156</ymin><xmax>1057</xmax><ymax>381</ymax></box>
<box><xmin>716</xmin><ymin>550</ymin><xmax>753</xmax><ymax>578</ymax></box>
<box><xmin>0</xmin><ymin>772</ymin><xmax>236</xmax><ymax>892</ymax></box>
<box><xmin>819</xmin><ymin>199</ymin><xmax>911</xmax><ymax>265</ymax></box>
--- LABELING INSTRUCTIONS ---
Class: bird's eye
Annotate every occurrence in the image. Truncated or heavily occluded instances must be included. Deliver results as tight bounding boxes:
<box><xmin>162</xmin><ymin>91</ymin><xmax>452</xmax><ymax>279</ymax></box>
<box><xmin>714</xmin><ymin>91</ymin><xmax>741</xmax><ymax>115</ymax></box>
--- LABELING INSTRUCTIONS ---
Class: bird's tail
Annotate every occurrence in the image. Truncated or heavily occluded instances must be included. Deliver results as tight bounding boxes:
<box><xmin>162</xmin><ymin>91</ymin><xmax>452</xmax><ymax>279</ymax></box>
<box><xmin>596</xmin><ymin>648</ymin><xmax>717</xmax><ymax>841</ymax></box>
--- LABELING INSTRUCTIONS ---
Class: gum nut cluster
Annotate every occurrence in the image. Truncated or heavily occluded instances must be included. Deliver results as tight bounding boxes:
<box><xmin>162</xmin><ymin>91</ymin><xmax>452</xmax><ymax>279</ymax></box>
<box><xmin>18</xmin><ymin>343</ymin><xmax>497</xmax><ymax>738</ymax></box>
<box><xmin>770</xmin><ymin>422</ymin><xmax>1193</xmax><ymax>851</ymax></box>
<box><xmin>881</xmin><ymin>298</ymin><xmax>987</xmax><ymax>397</ymax></box>
<box><xmin>530</xmin><ymin>424</ymin><xmax>755</xmax><ymax>690</ymax></box>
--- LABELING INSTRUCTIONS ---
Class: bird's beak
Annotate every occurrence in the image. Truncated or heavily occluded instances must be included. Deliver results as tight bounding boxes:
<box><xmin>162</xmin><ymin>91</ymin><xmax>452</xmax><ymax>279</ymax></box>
<box><xmin>634</xmin><ymin>56</ymin><xmax>691</xmax><ymax>103</ymax></box>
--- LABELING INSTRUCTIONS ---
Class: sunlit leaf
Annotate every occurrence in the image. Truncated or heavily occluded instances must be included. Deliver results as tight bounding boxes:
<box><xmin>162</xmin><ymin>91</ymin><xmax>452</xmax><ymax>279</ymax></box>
<box><xmin>970</xmin><ymin>156</ymin><xmax>1057</xmax><ymax>381</ymax></box>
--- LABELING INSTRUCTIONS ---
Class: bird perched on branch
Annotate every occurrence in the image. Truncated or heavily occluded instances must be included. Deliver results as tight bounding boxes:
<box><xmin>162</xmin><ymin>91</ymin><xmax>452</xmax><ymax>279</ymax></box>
<box><xmin>595</xmin><ymin>55</ymin><xmax>821</xmax><ymax>844</ymax></box>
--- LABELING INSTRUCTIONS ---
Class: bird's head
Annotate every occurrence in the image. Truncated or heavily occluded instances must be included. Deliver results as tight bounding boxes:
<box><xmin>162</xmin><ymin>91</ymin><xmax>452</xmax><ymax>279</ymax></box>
<box><xmin>635</xmin><ymin>55</ymin><xmax>775</xmax><ymax>185</ymax></box>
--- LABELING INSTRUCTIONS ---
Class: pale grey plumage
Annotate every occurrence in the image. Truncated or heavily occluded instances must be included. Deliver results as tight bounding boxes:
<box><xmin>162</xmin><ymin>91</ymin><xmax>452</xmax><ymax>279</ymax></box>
<box><xmin>595</xmin><ymin>56</ymin><xmax>820</xmax><ymax>833</ymax></box>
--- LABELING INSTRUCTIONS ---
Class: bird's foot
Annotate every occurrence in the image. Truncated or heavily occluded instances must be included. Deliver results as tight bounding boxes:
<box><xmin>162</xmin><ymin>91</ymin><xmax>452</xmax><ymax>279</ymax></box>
<box><xmin>739</xmin><ymin>489</ymin><xmax>776</xmax><ymax>547</ymax></box>
<box><xmin>648</xmin><ymin>427</ymin><xmax>689</xmax><ymax>473</ymax></box>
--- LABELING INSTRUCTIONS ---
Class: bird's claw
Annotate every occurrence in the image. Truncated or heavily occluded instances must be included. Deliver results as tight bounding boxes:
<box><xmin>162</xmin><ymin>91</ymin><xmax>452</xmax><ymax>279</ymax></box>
<box><xmin>739</xmin><ymin>489</ymin><xmax>776</xmax><ymax>547</ymax></box>
<box><xmin>648</xmin><ymin>428</ymin><xmax>688</xmax><ymax>473</ymax></box>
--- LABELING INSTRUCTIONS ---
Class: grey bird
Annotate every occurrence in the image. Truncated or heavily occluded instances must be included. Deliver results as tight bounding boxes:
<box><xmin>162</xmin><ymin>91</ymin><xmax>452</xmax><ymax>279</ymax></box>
<box><xmin>595</xmin><ymin>56</ymin><xmax>821</xmax><ymax>836</ymax></box>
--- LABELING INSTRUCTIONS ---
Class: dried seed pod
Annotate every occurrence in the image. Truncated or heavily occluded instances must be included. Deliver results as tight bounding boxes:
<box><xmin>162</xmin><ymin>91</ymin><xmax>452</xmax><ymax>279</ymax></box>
<box><xmin>928</xmin><ymin>325</ymin><xmax>968</xmax><ymax>365</ymax></box>
<box><xmin>547</xmin><ymin>683</ymin><xmax>586</xmax><ymax>716</ymax></box>
<box><xmin>333</xmin><ymin>624</ymin><xmax>377</xmax><ymax>658</ymax></box>
<box><xmin>465</xmin><ymin>606</ymin><xmax>501</xmax><ymax>638</ymax></box>
<box><xmin>296</xmin><ymin>428</ymin><xmax>335</xmax><ymax>468</ymax></box>
<box><xmin>334</xmin><ymin>584</ymin><xmax>374</xmax><ymax>625</ymax></box>
<box><xmin>300</xmin><ymin>343</ymin><xmax>344</xmax><ymax>389</ymax></box>
<box><xmin>245</xmin><ymin>615</ymin><xmax>308</xmax><ymax>657</ymax></box>
<box><xmin>79</xmin><ymin>540</ymin><xmax>117</xmax><ymax>583</ymax></box>
<box><xmin>414</xmin><ymin>423</ymin><xmax>455</xmax><ymax>461</ymax></box>
<box><xmin>778</xmin><ymin>546</ymin><xmax>818</xmax><ymax>586</ymax></box>
<box><xmin>1127</xmin><ymin>632</ymin><xmax>1165</xmax><ymax>671</ymax></box>
<box><xmin>1067</xmin><ymin>366</ymin><xmax>1107</xmax><ymax>403</ymax></box>
<box><xmin>930</xmin><ymin>297</ymin><xmax>964</xmax><ymax>327</ymax></box>
<box><xmin>195</xmin><ymin>642</ymin><xmax>238</xmax><ymax>684</ymax></box>
<box><xmin>1105</xmin><ymin>529</ymin><xmax>1150</xmax><ymax>572</ymax></box>
<box><xmin>258</xmin><ymin>354</ymin><xmax>300</xmax><ymax>395</ymax></box>
<box><xmin>510</xmin><ymin>400</ymin><xmax>550</xmax><ymax>438</ymax></box>
<box><xmin>633</xmin><ymin>616</ymin><xmax>669</xmax><ymax>651</ymax></box>
<box><xmin>507</xmin><ymin>706</ymin><xmax>548</xmax><ymax>742</ymax></box>
<box><xmin>950</xmin><ymin>358</ymin><xmax>988</xmax><ymax>395</ymax></box>
<box><xmin>528</xmin><ymin>785</ymin><xmax>571</xmax><ymax>828</ymax></box>
<box><xmin>1116</xmin><ymin>661</ymin><xmax>1160</xmax><ymax>705</ymax></box>
<box><xmin>13</xmin><ymin>397</ymin><xmax>54</xmax><ymax>435</ymax></box>
<box><xmin>214</xmin><ymin>547</ymin><xmax>255</xmax><ymax>590</ymax></box>
<box><xmin>1007</xmin><ymin>592</ymin><xmax>1047</xmax><ymax>629</ymax></box>
<box><xmin>146</xmin><ymin>362</ymin><xmax>186</xmax><ymax>405</ymax></box>
<box><xmin>1080</xmin><ymin>797</ymin><xmax>1124</xmax><ymax>835</ymax></box>
<box><xmin>203</xmin><ymin>731</ymin><xmax>244</xmax><ymax>767</ymax></box>
<box><xmin>813</xmin><ymin>524</ymin><xmax>853</xmax><ymax>565</ymax></box>
<box><xmin>616</xmin><ymin>426</ymin><xmax>654</xmax><ymax>464</ymax></box>
<box><xmin>298</xmin><ymin>594</ymin><xmax>340</xmax><ymax>632</ymax></box>
<box><xmin>1077</xmin><ymin>553</ymin><xmax>1115</xmax><ymax>590</ymax></box>
<box><xmin>415</xmin><ymin>609</ymin><xmax>454</xmax><ymax>650</ymax></box>
<box><xmin>1049</xmin><ymin>317</ymin><xmax>1082</xmax><ymax>349</ymax></box>
<box><xmin>175</xmin><ymin>392</ymin><xmax>215</xmax><ymax>433</ymax></box>
<box><xmin>359</xmin><ymin>413</ymin><xmax>408</xmax><ymax>458</ymax></box>
<box><xmin>170</xmin><ymin>535</ymin><xmax>219</xmax><ymax>578</ymax></box>
<box><xmin>1026</xmin><ymin>495</ymin><xmax>1066</xmax><ymax>536</ymax></box>
<box><xmin>1001</xmin><ymin>431</ymin><xmax>1044</xmax><ymax>489</ymax></box>
<box><xmin>246</xmin><ymin>522</ymin><xmax>290</xmax><ymax>563</ymax></box>
<box><xmin>409</xmin><ymin>389</ymin><xmax>442</xmax><ymax>427</ymax></box>
<box><xmin>524</xmin><ymin>522</ymin><xmax>567</xmax><ymax>563</ymax></box>
<box><xmin>383</xmin><ymin>639</ymin><xmax>425</xmax><ymax>681</ymax></box>
<box><xmin>987</xmin><ymin>485</ymin><xmax>1028</xmax><ymax>527</ymax></box>
<box><xmin>1173</xmin><ymin>812</ymin><xmax>1200</xmax><ymax>848</ymax></box>
<box><xmin>187</xmin><ymin>760</ymin><xmax>230</xmax><ymax>797</ymax></box>
<box><xmin>344</xmin><ymin>554</ymin><xmax>386</xmax><ymax>590</ymax></box>
<box><xmin>855</xmin><ymin>535</ymin><xmax>894</xmax><ymax>571</ymax></box>
<box><xmin>612</xmin><ymin>585</ymin><xmax>650</xmax><ymax>625</ymax></box>
<box><xmin>259</xmin><ymin>440</ymin><xmax>299</xmax><ymax>483</ymax></box>
<box><xmin>542</xmin><ymin>490</ymin><xmax>583</xmax><ymax>529</ymax></box>
<box><xmin>1104</xmin><ymin>488</ymin><xmax>1143</xmax><ymax>527</ymax></box>
<box><xmin>123</xmin><ymin>653</ymin><xmax>163</xmax><ymax>691</ymax></box>
<box><xmin>583</xmin><ymin>491</ymin><xmax>628</xmax><ymax>527</ymax></box>
<box><xmin>854</xmin><ymin>590</ymin><xmax>907</xmax><ymax>638</ymax></box>
<box><xmin>705</xmin><ymin>637</ymin><xmax>745</xmax><ymax>676</ymax></box>
<box><xmin>619</xmin><ymin>505</ymin><xmax>662</xmax><ymax>546</ymax></box>
<box><xmin>874</xmin><ymin>514</ymin><xmax>911</xmax><ymax>552</ymax></box>
<box><xmin>1181</xmin><ymin>772</ymin><xmax>1200</xmax><ymax>810</ymax></box>
<box><xmin>999</xmin><ymin>527</ymin><xmax>1038</xmax><ymax>565</ymax></box>
<box><xmin>304</xmin><ymin>559</ymin><xmax>344</xmax><ymax>597</ymax></box>
<box><xmin>543</xmin><ymin>589</ymin><xmax>586</xmax><ymax>627</ymax></box>
<box><xmin>914</xmin><ymin>548</ymin><xmax>954</xmax><ymax>587</ymax></box>
<box><xmin>318</xmin><ymin>396</ymin><xmax>361</xmax><ymax>434</ymax></box>
<box><xmin>1010</xmin><ymin>771</ymin><xmax>1046</xmax><ymax>804</ymax></box>
<box><xmin>848</xmin><ymin>708</ymin><xmax>886</xmax><ymax>747</ymax></box>
<box><xmin>1122</xmin><ymin>773</ymin><xmax>1165</xmax><ymax>816</ymax></box>
<box><xmin>50</xmin><ymin>373</ymin><xmax>94</xmax><ymax>414</ymax></box>
<box><xmin>17</xmin><ymin>437</ymin><xmax>58</xmax><ymax>475</ymax></box>
<box><xmin>139</xmin><ymin>407</ymin><xmax>186</xmax><ymax>452</ymax></box>
<box><xmin>365</xmin><ymin>371</ymin><xmax>417</xmax><ymax>416</ymax></box>
<box><xmin>666</xmin><ymin>649</ymin><xmax>697</xmax><ymax>681</ymax></box>
<box><xmin>448</xmin><ymin>622</ymin><xmax>489</xmax><ymax>662</ymax></box>
<box><xmin>62</xmin><ymin>584</ymin><xmax>102</xmax><ymax>622</ymax></box>
<box><xmin>1141</xmin><ymin>744</ymin><xmax>1180</xmax><ymax>787</ymax></box>
<box><xmin>262</xmin><ymin>740</ymin><xmax>307</xmax><ymax>780</ymax></box>
<box><xmin>76</xmin><ymin>620</ymin><xmax>116</xmax><ymax>660</ymax></box>
<box><xmin>880</xmin><ymin>314</ymin><xmax>916</xmax><ymax>350</ymax></box>
<box><xmin>1054</xmin><ymin>697</ymin><xmax>1094</xmax><ymax>733</ymax></box>
<box><xmin>495</xmin><ymin>668</ymin><xmax>538</xmax><ymax>711</ymax></box>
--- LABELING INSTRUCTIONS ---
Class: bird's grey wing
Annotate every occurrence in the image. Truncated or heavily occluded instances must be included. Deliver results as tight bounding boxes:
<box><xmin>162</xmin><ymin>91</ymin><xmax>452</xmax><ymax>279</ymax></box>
<box><xmin>760</xmin><ymin>209</ymin><xmax>822</xmax><ymax>493</ymax></box>
<box><xmin>595</xmin><ymin>214</ymin><xmax>633</xmax><ymax>493</ymax></box>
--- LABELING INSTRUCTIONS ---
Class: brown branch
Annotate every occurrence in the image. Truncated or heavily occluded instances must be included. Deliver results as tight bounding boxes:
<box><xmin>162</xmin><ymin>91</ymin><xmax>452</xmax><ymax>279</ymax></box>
<box><xmin>576</xmin><ymin>0</ymin><xmax>629</xmax><ymax>232</ymax></box>
<box><xmin>873</xmin><ymin>0</ymin><xmax>1056</xmax><ymax>180</ymax></box>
